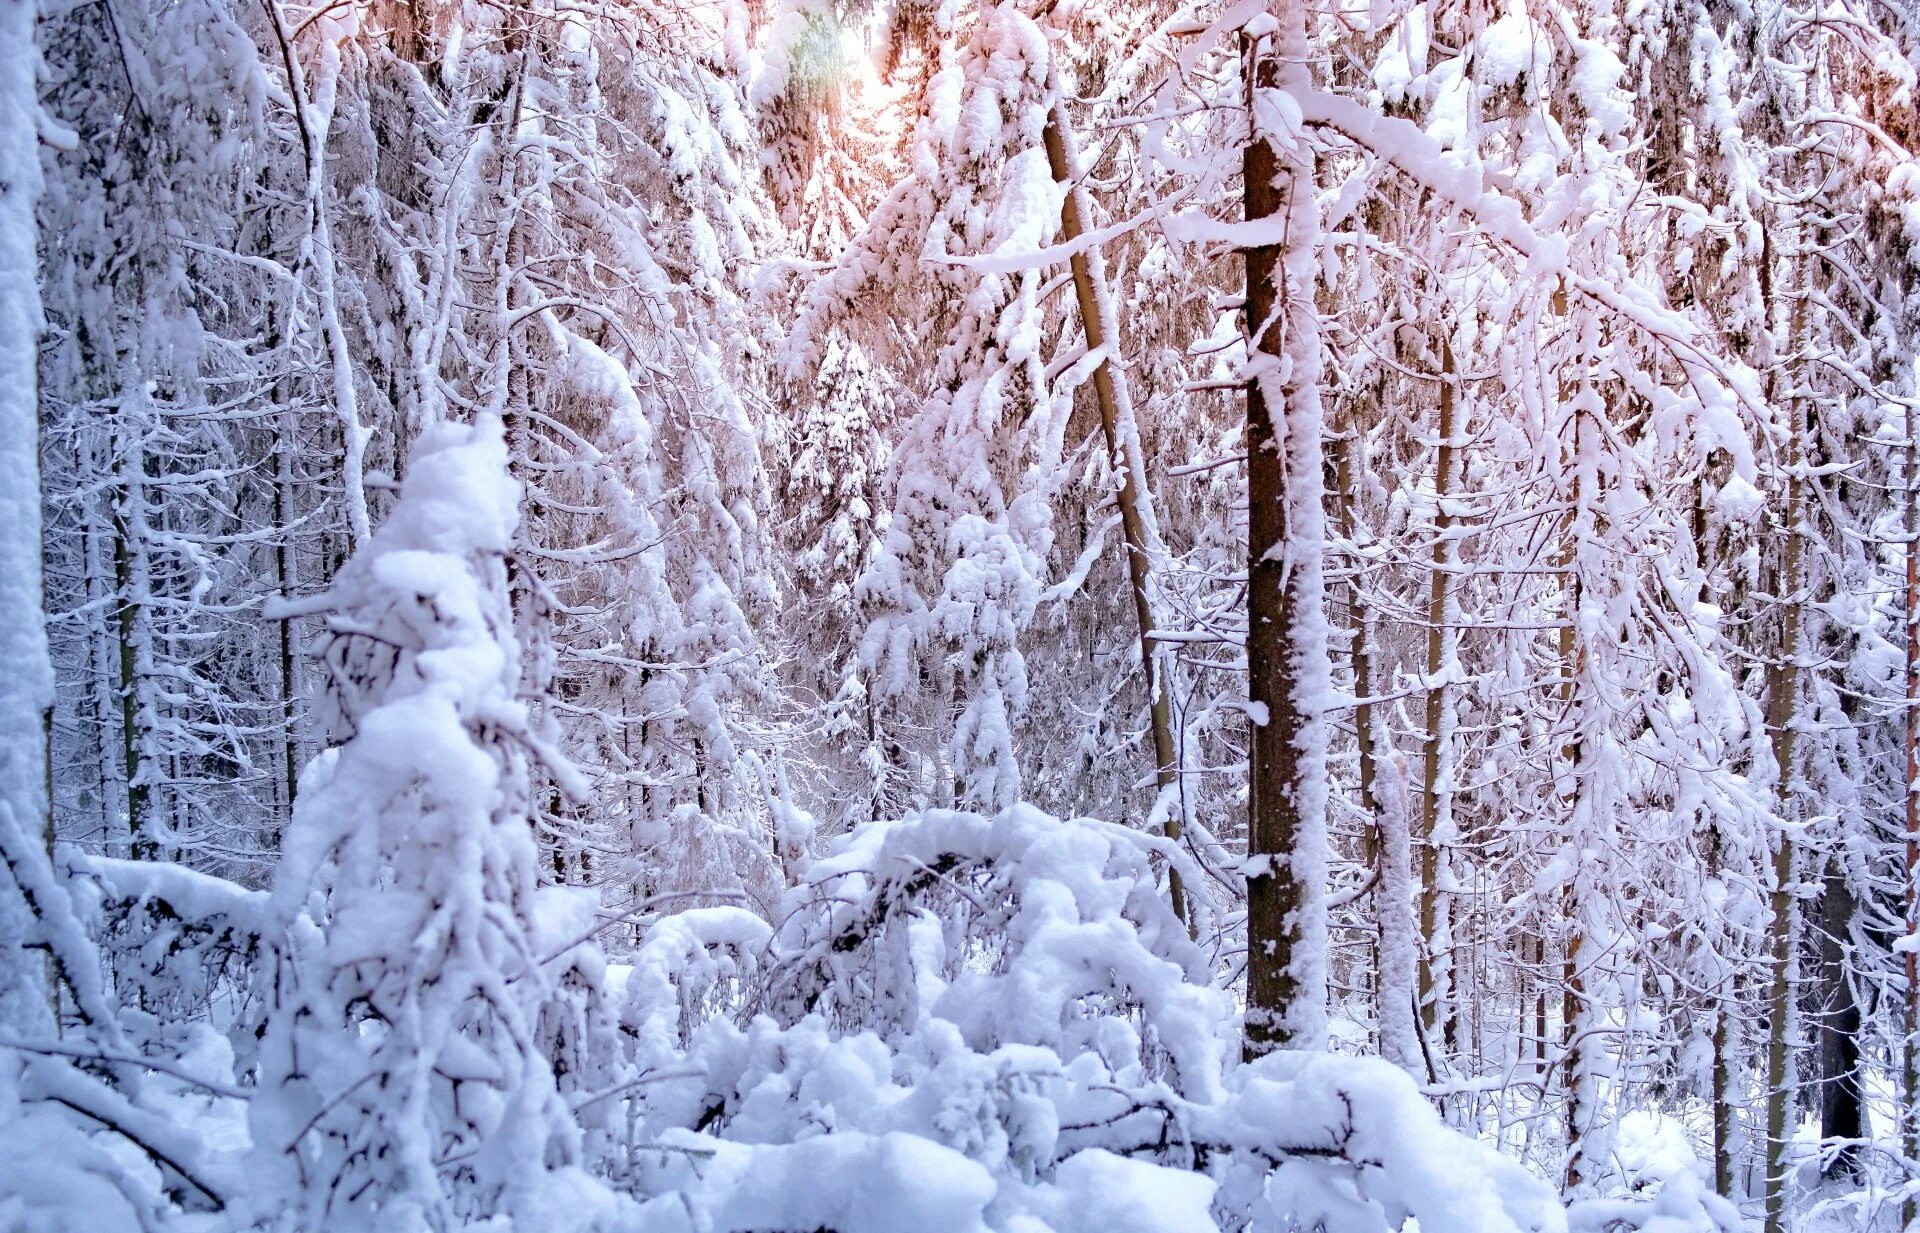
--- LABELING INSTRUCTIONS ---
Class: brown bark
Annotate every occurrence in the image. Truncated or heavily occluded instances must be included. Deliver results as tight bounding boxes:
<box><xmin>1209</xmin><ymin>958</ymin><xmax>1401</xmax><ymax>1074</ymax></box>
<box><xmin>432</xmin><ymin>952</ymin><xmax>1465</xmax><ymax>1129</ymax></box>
<box><xmin>1906</xmin><ymin>390</ymin><xmax>1919</xmax><ymax>1229</ymax></box>
<box><xmin>1762</xmin><ymin>403</ymin><xmax>1804</xmax><ymax>1233</ymax></box>
<box><xmin>1418</xmin><ymin>339</ymin><xmax>1458</xmax><ymax>1045</ymax></box>
<box><xmin>1241</xmin><ymin>6</ymin><xmax>1326</xmax><ymax>1056</ymax></box>
<box><xmin>1040</xmin><ymin>102</ymin><xmax>1187</xmax><ymax>929</ymax></box>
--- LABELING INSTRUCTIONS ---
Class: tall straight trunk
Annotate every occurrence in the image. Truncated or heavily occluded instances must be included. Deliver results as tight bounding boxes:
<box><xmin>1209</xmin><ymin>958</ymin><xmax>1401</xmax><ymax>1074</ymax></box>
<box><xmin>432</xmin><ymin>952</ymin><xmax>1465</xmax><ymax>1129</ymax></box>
<box><xmin>1336</xmin><ymin>392</ymin><xmax>1416</xmax><ymax>1070</ymax></box>
<box><xmin>82</xmin><ymin>491</ymin><xmax>116</xmax><ymax>839</ymax></box>
<box><xmin>1335</xmin><ymin>426</ymin><xmax>1379</xmax><ymax>834</ymax></box>
<box><xmin>1906</xmin><ymin>388</ymin><xmax>1919</xmax><ymax>1231</ymax></box>
<box><xmin>1</xmin><ymin>0</ymin><xmax>57</xmax><ymax>1027</ymax></box>
<box><xmin>866</xmin><ymin>694</ymin><xmax>884</xmax><ymax>825</ymax></box>
<box><xmin>1419</xmin><ymin>339</ymin><xmax>1459</xmax><ymax>1047</ymax></box>
<box><xmin>1557</xmin><ymin>349</ymin><xmax>1592</xmax><ymax>1191</ymax></box>
<box><xmin>1241</xmin><ymin>3</ymin><xmax>1330</xmax><ymax>1056</ymax></box>
<box><xmin>1040</xmin><ymin>98</ymin><xmax>1187</xmax><ymax>929</ymax></box>
<box><xmin>1561</xmin><ymin>614</ymin><xmax>1587</xmax><ymax>1191</ymax></box>
<box><xmin>275</xmin><ymin>428</ymin><xmax>300</xmax><ymax>824</ymax></box>
<box><xmin>1375</xmin><ymin>754</ymin><xmax>1418</xmax><ymax>1072</ymax></box>
<box><xmin>1762</xmin><ymin>400</ymin><xmax>1805</xmax><ymax>1233</ymax></box>
<box><xmin>111</xmin><ymin>425</ymin><xmax>151</xmax><ymax>861</ymax></box>
<box><xmin>1532</xmin><ymin>933</ymin><xmax>1548</xmax><ymax>1069</ymax></box>
<box><xmin>267</xmin><ymin>319</ymin><xmax>301</xmax><ymax>837</ymax></box>
<box><xmin>1236</xmin><ymin>2</ymin><xmax>1328</xmax><ymax>1060</ymax></box>
<box><xmin>1694</xmin><ymin>474</ymin><xmax>1735</xmax><ymax>1198</ymax></box>
<box><xmin>1708</xmin><ymin>823</ymin><xmax>1735</xmax><ymax>1198</ymax></box>
<box><xmin>1815</xmin><ymin>855</ymin><xmax>1862</xmax><ymax>1177</ymax></box>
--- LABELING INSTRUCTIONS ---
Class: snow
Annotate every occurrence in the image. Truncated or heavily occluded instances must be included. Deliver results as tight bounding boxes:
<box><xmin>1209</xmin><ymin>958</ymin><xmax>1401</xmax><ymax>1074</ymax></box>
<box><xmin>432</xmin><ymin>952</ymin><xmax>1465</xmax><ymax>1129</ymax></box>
<box><xmin>1034</xmin><ymin>1149</ymin><xmax>1218</xmax><ymax>1232</ymax></box>
<box><xmin>656</xmin><ymin>1131</ymin><xmax>997</xmax><ymax>1233</ymax></box>
<box><xmin>0</xmin><ymin>0</ymin><xmax>50</xmax><ymax>1039</ymax></box>
<box><xmin>254</xmin><ymin>415</ymin><xmax>617</xmax><ymax>1229</ymax></box>
<box><xmin>600</xmin><ymin>805</ymin><xmax>1568</xmax><ymax>1233</ymax></box>
<box><xmin>1477</xmin><ymin>11</ymin><xmax>1550</xmax><ymax>90</ymax></box>
<box><xmin>11</xmin><ymin>1</ymin><xmax>1918</xmax><ymax>1230</ymax></box>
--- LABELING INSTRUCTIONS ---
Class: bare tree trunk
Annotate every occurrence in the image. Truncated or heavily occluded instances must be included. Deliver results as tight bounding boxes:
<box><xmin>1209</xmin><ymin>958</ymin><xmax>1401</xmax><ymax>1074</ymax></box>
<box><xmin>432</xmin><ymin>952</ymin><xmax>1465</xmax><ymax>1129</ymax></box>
<box><xmin>1762</xmin><ymin>399</ymin><xmax>1805</xmax><ymax>1233</ymax></box>
<box><xmin>1333</xmin><ymin>391</ymin><xmax>1415</xmax><ymax>1068</ymax></box>
<box><xmin>1707</xmin><ymin>823</ymin><xmax>1735</xmax><ymax>1198</ymax></box>
<box><xmin>1532</xmin><ymin>933</ymin><xmax>1547</xmax><ymax>1071</ymax></box>
<box><xmin>1375</xmin><ymin>753</ymin><xmax>1419</xmax><ymax>1072</ymax></box>
<box><xmin>1241</xmin><ymin>2</ymin><xmax>1330</xmax><ymax>1056</ymax></box>
<box><xmin>1419</xmin><ymin>339</ymin><xmax>1458</xmax><ymax>1048</ymax></box>
<box><xmin>266</xmin><ymin>314</ymin><xmax>302</xmax><ymax>839</ymax></box>
<box><xmin>1557</xmin><ymin>343</ymin><xmax>1591</xmax><ymax>1191</ymax></box>
<box><xmin>111</xmin><ymin>431</ymin><xmax>151</xmax><ymax>861</ymax></box>
<box><xmin>1692</xmin><ymin>473</ymin><xmax>1735</xmax><ymax>1199</ymax></box>
<box><xmin>1815</xmin><ymin>854</ymin><xmax>1862</xmax><ymax>1178</ymax></box>
<box><xmin>1</xmin><ymin>0</ymin><xmax>57</xmax><ymax>1018</ymax></box>
<box><xmin>1041</xmin><ymin>98</ymin><xmax>1187</xmax><ymax>929</ymax></box>
<box><xmin>1906</xmin><ymin>385</ymin><xmax>1919</xmax><ymax>1232</ymax></box>
<box><xmin>1336</xmin><ymin>425</ymin><xmax>1379</xmax><ymax>835</ymax></box>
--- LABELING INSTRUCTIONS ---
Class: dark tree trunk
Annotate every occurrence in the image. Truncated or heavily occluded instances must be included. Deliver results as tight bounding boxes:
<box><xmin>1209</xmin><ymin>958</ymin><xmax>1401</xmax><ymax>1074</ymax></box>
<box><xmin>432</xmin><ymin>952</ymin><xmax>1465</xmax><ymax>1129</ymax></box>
<box><xmin>1816</xmin><ymin>856</ymin><xmax>1864</xmax><ymax>1178</ymax></box>
<box><xmin>1241</xmin><ymin>6</ymin><xmax>1327</xmax><ymax>1058</ymax></box>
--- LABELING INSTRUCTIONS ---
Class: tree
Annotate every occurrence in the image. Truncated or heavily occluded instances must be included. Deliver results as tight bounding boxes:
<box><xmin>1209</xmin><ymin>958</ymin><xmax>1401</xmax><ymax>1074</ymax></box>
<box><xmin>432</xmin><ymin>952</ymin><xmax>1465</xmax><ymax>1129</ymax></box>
<box><xmin>253</xmin><ymin>415</ymin><xmax>612</xmax><ymax>1231</ymax></box>
<box><xmin>1240</xmin><ymin>0</ymin><xmax>1331</xmax><ymax>1055</ymax></box>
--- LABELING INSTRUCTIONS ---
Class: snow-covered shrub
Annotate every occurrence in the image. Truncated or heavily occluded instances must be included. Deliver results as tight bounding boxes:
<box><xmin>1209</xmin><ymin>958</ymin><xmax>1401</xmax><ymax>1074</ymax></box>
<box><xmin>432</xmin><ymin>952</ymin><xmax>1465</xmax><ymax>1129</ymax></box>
<box><xmin>619</xmin><ymin>905</ymin><xmax>772</xmax><ymax>1064</ymax></box>
<box><xmin>600</xmin><ymin>805</ymin><xmax>1567</xmax><ymax>1233</ymax></box>
<box><xmin>74</xmin><ymin>854</ymin><xmax>273</xmax><ymax>1055</ymax></box>
<box><xmin>761</xmin><ymin>804</ymin><xmax>1223</xmax><ymax>1097</ymax></box>
<box><xmin>248</xmin><ymin>417</ymin><xmax>621</xmax><ymax>1232</ymax></box>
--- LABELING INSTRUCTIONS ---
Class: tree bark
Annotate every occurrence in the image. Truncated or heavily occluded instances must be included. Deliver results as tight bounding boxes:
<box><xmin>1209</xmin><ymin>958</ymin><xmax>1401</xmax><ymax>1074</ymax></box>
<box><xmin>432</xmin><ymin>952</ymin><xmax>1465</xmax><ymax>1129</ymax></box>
<box><xmin>1815</xmin><ymin>855</ymin><xmax>1863</xmax><ymax>1178</ymax></box>
<box><xmin>110</xmin><ymin>424</ymin><xmax>151</xmax><ymax>861</ymax></box>
<box><xmin>1419</xmin><ymin>338</ymin><xmax>1459</xmax><ymax>1048</ymax></box>
<box><xmin>1762</xmin><ymin>400</ymin><xmax>1805</xmax><ymax>1233</ymax></box>
<box><xmin>1905</xmin><ymin>385</ymin><xmax>1919</xmax><ymax>1230</ymax></box>
<box><xmin>1560</xmin><ymin>406</ymin><xmax>1590</xmax><ymax>1192</ymax></box>
<box><xmin>1333</xmin><ymin>393</ymin><xmax>1414</xmax><ymax>1068</ymax></box>
<box><xmin>1040</xmin><ymin>98</ymin><xmax>1187</xmax><ymax>929</ymax></box>
<box><xmin>1242</xmin><ymin>3</ymin><xmax>1330</xmax><ymax>1057</ymax></box>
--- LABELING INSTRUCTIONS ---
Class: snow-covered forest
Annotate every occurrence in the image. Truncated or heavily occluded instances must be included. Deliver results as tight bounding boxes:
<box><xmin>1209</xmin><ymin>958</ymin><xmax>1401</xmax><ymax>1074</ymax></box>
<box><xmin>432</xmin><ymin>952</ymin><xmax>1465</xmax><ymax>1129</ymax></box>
<box><xmin>3</xmin><ymin>0</ymin><xmax>1920</xmax><ymax>1228</ymax></box>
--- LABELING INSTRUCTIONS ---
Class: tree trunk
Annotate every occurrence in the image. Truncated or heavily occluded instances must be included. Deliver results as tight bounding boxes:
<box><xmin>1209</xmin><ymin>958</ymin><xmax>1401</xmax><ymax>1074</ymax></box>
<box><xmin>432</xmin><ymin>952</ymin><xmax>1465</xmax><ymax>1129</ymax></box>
<box><xmin>111</xmin><ymin>422</ymin><xmax>151</xmax><ymax>861</ymax></box>
<box><xmin>1707</xmin><ymin>822</ymin><xmax>1735</xmax><ymax>1198</ymax></box>
<box><xmin>267</xmin><ymin>317</ymin><xmax>301</xmax><ymax>839</ymax></box>
<box><xmin>1241</xmin><ymin>4</ymin><xmax>1330</xmax><ymax>1057</ymax></box>
<box><xmin>1419</xmin><ymin>338</ymin><xmax>1459</xmax><ymax>1048</ymax></box>
<box><xmin>1762</xmin><ymin>401</ymin><xmax>1805</xmax><ymax>1233</ymax></box>
<box><xmin>1694</xmin><ymin>478</ymin><xmax>1735</xmax><ymax>1199</ymax></box>
<box><xmin>1333</xmin><ymin>392</ymin><xmax>1414</xmax><ymax>1069</ymax></box>
<box><xmin>0</xmin><ymin>0</ymin><xmax>58</xmax><ymax>1027</ymax></box>
<box><xmin>1815</xmin><ymin>855</ymin><xmax>1862</xmax><ymax>1178</ymax></box>
<box><xmin>1557</xmin><ymin>338</ymin><xmax>1592</xmax><ymax>1192</ymax></box>
<box><xmin>1040</xmin><ymin>98</ymin><xmax>1187</xmax><ymax>929</ymax></box>
<box><xmin>1374</xmin><ymin>752</ymin><xmax>1419</xmax><ymax>1072</ymax></box>
<box><xmin>1906</xmin><ymin>386</ymin><xmax>1919</xmax><ymax>1231</ymax></box>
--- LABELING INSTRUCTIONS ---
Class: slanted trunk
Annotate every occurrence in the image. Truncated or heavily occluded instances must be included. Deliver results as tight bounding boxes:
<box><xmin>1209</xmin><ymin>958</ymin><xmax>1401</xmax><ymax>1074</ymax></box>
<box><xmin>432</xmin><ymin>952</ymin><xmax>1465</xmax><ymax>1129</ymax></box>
<box><xmin>1041</xmin><ymin>98</ymin><xmax>1187</xmax><ymax>929</ymax></box>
